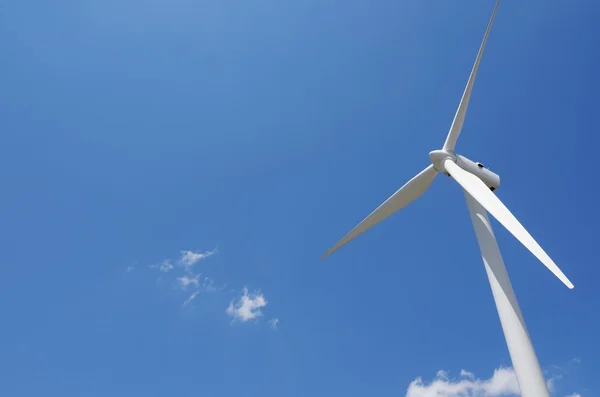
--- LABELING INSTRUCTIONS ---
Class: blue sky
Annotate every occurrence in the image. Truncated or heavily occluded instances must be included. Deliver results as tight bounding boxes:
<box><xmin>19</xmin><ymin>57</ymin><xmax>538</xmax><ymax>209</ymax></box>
<box><xmin>1</xmin><ymin>0</ymin><xmax>598</xmax><ymax>396</ymax></box>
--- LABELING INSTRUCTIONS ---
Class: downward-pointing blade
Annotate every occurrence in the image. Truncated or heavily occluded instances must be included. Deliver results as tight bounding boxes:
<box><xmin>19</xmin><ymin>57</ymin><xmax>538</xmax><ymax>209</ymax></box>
<box><xmin>321</xmin><ymin>165</ymin><xmax>438</xmax><ymax>259</ymax></box>
<box><xmin>442</xmin><ymin>0</ymin><xmax>500</xmax><ymax>152</ymax></box>
<box><xmin>444</xmin><ymin>159</ymin><xmax>574</xmax><ymax>289</ymax></box>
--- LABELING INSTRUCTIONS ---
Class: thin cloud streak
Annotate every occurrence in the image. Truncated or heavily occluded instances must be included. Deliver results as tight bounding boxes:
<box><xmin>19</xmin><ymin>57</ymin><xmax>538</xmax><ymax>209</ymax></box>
<box><xmin>183</xmin><ymin>291</ymin><xmax>200</xmax><ymax>306</ymax></box>
<box><xmin>179</xmin><ymin>248</ymin><xmax>217</xmax><ymax>269</ymax></box>
<box><xmin>150</xmin><ymin>260</ymin><xmax>174</xmax><ymax>273</ymax></box>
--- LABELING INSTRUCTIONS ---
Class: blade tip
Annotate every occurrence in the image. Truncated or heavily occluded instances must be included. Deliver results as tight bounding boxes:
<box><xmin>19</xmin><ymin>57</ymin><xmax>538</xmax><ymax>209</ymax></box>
<box><xmin>561</xmin><ymin>277</ymin><xmax>574</xmax><ymax>289</ymax></box>
<box><xmin>320</xmin><ymin>249</ymin><xmax>334</xmax><ymax>260</ymax></box>
<box><xmin>321</xmin><ymin>242</ymin><xmax>343</xmax><ymax>260</ymax></box>
<box><xmin>561</xmin><ymin>276</ymin><xmax>574</xmax><ymax>289</ymax></box>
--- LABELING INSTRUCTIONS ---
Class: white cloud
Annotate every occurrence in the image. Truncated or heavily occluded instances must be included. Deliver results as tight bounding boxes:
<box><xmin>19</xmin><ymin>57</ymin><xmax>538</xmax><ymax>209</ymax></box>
<box><xmin>179</xmin><ymin>248</ymin><xmax>217</xmax><ymax>268</ymax></box>
<box><xmin>141</xmin><ymin>248</ymin><xmax>280</xmax><ymax>326</ymax></box>
<box><xmin>269</xmin><ymin>318</ymin><xmax>280</xmax><ymax>330</ymax></box>
<box><xmin>150</xmin><ymin>260</ymin><xmax>174</xmax><ymax>273</ymax></box>
<box><xmin>183</xmin><ymin>291</ymin><xmax>200</xmax><ymax>306</ymax></box>
<box><xmin>177</xmin><ymin>274</ymin><xmax>201</xmax><ymax>290</ymax></box>
<box><xmin>226</xmin><ymin>287</ymin><xmax>267</xmax><ymax>322</ymax></box>
<box><xmin>202</xmin><ymin>277</ymin><xmax>218</xmax><ymax>292</ymax></box>
<box><xmin>547</xmin><ymin>376</ymin><xmax>560</xmax><ymax>393</ymax></box>
<box><xmin>406</xmin><ymin>364</ymin><xmax>581</xmax><ymax>397</ymax></box>
<box><xmin>406</xmin><ymin>367</ymin><xmax>520</xmax><ymax>397</ymax></box>
<box><xmin>126</xmin><ymin>265</ymin><xmax>134</xmax><ymax>272</ymax></box>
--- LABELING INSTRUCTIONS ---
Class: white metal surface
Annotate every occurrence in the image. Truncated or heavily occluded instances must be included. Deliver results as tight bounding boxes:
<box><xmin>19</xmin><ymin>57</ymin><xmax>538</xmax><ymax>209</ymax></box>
<box><xmin>456</xmin><ymin>154</ymin><xmax>500</xmax><ymax>190</ymax></box>
<box><xmin>429</xmin><ymin>149</ymin><xmax>456</xmax><ymax>172</ymax></box>
<box><xmin>445</xmin><ymin>159</ymin><xmax>573</xmax><ymax>289</ymax></box>
<box><xmin>430</xmin><ymin>150</ymin><xmax>501</xmax><ymax>190</ymax></box>
<box><xmin>464</xmin><ymin>191</ymin><xmax>550</xmax><ymax>397</ymax></box>
<box><xmin>321</xmin><ymin>1</ymin><xmax>575</xmax><ymax>391</ymax></box>
<box><xmin>321</xmin><ymin>164</ymin><xmax>438</xmax><ymax>259</ymax></box>
<box><xmin>442</xmin><ymin>0</ymin><xmax>501</xmax><ymax>151</ymax></box>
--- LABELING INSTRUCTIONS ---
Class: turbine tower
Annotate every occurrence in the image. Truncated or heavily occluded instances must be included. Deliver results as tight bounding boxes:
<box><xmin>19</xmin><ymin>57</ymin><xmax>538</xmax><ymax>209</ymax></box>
<box><xmin>320</xmin><ymin>1</ymin><xmax>573</xmax><ymax>396</ymax></box>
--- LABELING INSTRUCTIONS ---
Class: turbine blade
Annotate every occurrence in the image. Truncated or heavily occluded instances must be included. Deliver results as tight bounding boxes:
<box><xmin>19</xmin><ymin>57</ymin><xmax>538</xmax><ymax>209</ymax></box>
<box><xmin>442</xmin><ymin>0</ymin><xmax>500</xmax><ymax>151</ymax></box>
<box><xmin>444</xmin><ymin>159</ymin><xmax>574</xmax><ymax>289</ymax></box>
<box><xmin>321</xmin><ymin>165</ymin><xmax>438</xmax><ymax>259</ymax></box>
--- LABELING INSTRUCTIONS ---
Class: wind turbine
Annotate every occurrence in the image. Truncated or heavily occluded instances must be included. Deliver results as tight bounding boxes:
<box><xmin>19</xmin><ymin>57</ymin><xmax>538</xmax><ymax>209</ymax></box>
<box><xmin>320</xmin><ymin>1</ymin><xmax>573</xmax><ymax>396</ymax></box>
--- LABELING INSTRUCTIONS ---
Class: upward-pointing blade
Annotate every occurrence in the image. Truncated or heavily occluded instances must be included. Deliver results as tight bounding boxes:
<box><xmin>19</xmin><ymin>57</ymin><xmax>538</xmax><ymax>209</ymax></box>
<box><xmin>321</xmin><ymin>165</ymin><xmax>438</xmax><ymax>259</ymax></box>
<box><xmin>442</xmin><ymin>0</ymin><xmax>500</xmax><ymax>152</ymax></box>
<box><xmin>444</xmin><ymin>159</ymin><xmax>574</xmax><ymax>289</ymax></box>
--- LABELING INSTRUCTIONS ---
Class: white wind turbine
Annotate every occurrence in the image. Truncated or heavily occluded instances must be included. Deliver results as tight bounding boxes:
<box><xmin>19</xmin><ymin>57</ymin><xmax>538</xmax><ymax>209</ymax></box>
<box><xmin>320</xmin><ymin>1</ymin><xmax>573</xmax><ymax>396</ymax></box>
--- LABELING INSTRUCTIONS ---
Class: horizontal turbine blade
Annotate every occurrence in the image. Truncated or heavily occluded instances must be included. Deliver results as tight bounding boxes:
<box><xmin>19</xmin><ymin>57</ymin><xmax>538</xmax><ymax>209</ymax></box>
<box><xmin>444</xmin><ymin>159</ymin><xmax>574</xmax><ymax>289</ymax></box>
<box><xmin>321</xmin><ymin>164</ymin><xmax>438</xmax><ymax>259</ymax></box>
<box><xmin>442</xmin><ymin>0</ymin><xmax>500</xmax><ymax>152</ymax></box>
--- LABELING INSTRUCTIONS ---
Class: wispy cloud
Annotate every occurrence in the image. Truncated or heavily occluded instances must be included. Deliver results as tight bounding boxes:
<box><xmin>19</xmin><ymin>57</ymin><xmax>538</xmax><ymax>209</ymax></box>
<box><xmin>150</xmin><ymin>260</ymin><xmax>174</xmax><ymax>273</ymax></box>
<box><xmin>141</xmin><ymin>248</ymin><xmax>278</xmax><ymax>328</ymax></box>
<box><xmin>460</xmin><ymin>370</ymin><xmax>475</xmax><ymax>380</ymax></box>
<box><xmin>183</xmin><ymin>291</ymin><xmax>200</xmax><ymax>306</ymax></box>
<box><xmin>202</xmin><ymin>277</ymin><xmax>218</xmax><ymax>292</ymax></box>
<box><xmin>177</xmin><ymin>274</ymin><xmax>201</xmax><ymax>290</ymax></box>
<box><xmin>547</xmin><ymin>357</ymin><xmax>582</xmax><ymax>394</ymax></box>
<box><xmin>268</xmin><ymin>318</ymin><xmax>279</xmax><ymax>330</ymax></box>
<box><xmin>226</xmin><ymin>287</ymin><xmax>267</xmax><ymax>322</ymax></box>
<box><xmin>179</xmin><ymin>248</ymin><xmax>217</xmax><ymax>269</ymax></box>
<box><xmin>126</xmin><ymin>265</ymin><xmax>134</xmax><ymax>272</ymax></box>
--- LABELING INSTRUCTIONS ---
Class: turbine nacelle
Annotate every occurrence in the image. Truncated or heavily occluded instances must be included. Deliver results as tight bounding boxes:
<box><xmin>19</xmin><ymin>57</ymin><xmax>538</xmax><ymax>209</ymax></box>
<box><xmin>429</xmin><ymin>150</ymin><xmax>500</xmax><ymax>191</ymax></box>
<box><xmin>455</xmin><ymin>153</ymin><xmax>500</xmax><ymax>191</ymax></box>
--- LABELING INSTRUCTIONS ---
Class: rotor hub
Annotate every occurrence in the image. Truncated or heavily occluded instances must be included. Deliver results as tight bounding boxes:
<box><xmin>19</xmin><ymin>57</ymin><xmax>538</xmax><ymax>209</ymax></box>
<box><xmin>429</xmin><ymin>150</ymin><xmax>456</xmax><ymax>173</ymax></box>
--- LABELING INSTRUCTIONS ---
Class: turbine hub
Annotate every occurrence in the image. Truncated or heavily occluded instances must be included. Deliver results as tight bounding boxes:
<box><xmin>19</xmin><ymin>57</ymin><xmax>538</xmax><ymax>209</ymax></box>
<box><xmin>429</xmin><ymin>150</ymin><xmax>456</xmax><ymax>173</ymax></box>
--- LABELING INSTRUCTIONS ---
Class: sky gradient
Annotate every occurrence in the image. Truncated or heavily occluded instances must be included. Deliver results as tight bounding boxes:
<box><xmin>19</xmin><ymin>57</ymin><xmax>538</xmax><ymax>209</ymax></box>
<box><xmin>1</xmin><ymin>1</ymin><xmax>599</xmax><ymax>396</ymax></box>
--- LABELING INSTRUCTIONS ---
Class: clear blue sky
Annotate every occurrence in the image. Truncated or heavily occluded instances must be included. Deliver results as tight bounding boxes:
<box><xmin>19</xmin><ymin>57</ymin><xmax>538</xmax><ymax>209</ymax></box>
<box><xmin>1</xmin><ymin>1</ymin><xmax>598</xmax><ymax>396</ymax></box>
